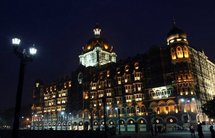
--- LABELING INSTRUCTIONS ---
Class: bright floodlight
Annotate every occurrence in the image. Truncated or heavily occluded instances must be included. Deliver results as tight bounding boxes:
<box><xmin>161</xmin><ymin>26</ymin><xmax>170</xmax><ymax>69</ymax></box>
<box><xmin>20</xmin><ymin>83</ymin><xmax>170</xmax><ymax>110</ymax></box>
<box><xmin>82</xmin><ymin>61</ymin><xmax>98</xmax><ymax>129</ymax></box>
<box><xmin>29</xmin><ymin>47</ymin><xmax>37</xmax><ymax>55</ymax></box>
<box><xmin>12</xmin><ymin>38</ymin><xmax>21</xmax><ymax>45</ymax></box>
<box><xmin>180</xmin><ymin>98</ymin><xmax>185</xmax><ymax>102</ymax></box>
<box><xmin>61</xmin><ymin>111</ymin><xmax>65</xmax><ymax>115</ymax></box>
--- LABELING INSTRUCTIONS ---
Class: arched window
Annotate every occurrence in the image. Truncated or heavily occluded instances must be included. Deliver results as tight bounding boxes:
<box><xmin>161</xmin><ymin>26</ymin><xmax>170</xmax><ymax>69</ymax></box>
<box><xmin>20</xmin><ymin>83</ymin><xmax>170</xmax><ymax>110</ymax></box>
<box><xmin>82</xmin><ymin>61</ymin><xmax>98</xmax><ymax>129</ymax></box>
<box><xmin>176</xmin><ymin>46</ymin><xmax>183</xmax><ymax>58</ymax></box>
<box><xmin>158</xmin><ymin>101</ymin><xmax>167</xmax><ymax>114</ymax></box>
<box><xmin>167</xmin><ymin>100</ymin><xmax>176</xmax><ymax>113</ymax></box>
<box><xmin>183</xmin><ymin>46</ymin><xmax>189</xmax><ymax>58</ymax></box>
<box><xmin>127</xmin><ymin>107</ymin><xmax>130</xmax><ymax>114</ymax></box>
<box><xmin>171</xmin><ymin>48</ymin><xmax>176</xmax><ymax>60</ymax></box>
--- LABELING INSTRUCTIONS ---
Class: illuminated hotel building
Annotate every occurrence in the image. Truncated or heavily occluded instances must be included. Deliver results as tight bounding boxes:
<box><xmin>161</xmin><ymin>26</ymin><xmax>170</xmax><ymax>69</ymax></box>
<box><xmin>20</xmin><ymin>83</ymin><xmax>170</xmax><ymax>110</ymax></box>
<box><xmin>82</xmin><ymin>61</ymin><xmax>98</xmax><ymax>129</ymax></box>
<box><xmin>32</xmin><ymin>24</ymin><xmax>215</xmax><ymax>132</ymax></box>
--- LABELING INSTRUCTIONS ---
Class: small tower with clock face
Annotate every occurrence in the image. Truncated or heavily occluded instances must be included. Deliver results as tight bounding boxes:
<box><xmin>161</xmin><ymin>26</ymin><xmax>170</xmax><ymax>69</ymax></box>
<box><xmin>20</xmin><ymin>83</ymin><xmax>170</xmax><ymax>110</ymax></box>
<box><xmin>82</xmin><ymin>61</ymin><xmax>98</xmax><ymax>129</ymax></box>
<box><xmin>79</xmin><ymin>25</ymin><xmax>117</xmax><ymax>67</ymax></box>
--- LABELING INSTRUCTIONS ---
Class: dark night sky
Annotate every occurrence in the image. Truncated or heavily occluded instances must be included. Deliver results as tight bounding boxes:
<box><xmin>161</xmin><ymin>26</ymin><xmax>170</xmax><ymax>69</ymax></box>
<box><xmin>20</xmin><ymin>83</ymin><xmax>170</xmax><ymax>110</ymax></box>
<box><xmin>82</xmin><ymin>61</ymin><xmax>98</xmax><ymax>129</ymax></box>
<box><xmin>0</xmin><ymin>0</ymin><xmax>215</xmax><ymax>110</ymax></box>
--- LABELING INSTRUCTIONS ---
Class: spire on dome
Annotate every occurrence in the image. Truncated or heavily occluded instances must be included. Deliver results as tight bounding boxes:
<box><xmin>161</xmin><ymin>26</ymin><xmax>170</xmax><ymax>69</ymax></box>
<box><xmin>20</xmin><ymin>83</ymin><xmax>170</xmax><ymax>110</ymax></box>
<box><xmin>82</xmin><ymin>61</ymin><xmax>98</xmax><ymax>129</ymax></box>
<box><xmin>172</xmin><ymin>16</ymin><xmax>176</xmax><ymax>26</ymax></box>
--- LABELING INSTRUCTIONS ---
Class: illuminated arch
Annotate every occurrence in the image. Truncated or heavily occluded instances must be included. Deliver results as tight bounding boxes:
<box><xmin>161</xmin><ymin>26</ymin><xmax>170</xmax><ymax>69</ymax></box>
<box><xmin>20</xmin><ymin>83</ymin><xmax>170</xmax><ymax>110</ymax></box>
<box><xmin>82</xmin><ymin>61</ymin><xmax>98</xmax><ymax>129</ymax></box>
<box><xmin>137</xmin><ymin>117</ymin><xmax>147</xmax><ymax>124</ymax></box>
<box><xmin>158</xmin><ymin>101</ymin><xmax>167</xmax><ymax>114</ymax></box>
<box><xmin>125</xmin><ymin>64</ymin><xmax>129</xmax><ymax>72</ymax></box>
<box><xmin>183</xmin><ymin>46</ymin><xmax>189</xmax><ymax>58</ymax></box>
<box><xmin>176</xmin><ymin>46</ymin><xmax>183</xmax><ymax>58</ymax></box>
<box><xmin>127</xmin><ymin>118</ymin><xmax>135</xmax><ymax>124</ymax></box>
<box><xmin>134</xmin><ymin>62</ymin><xmax>139</xmax><ymax>70</ymax></box>
<box><xmin>171</xmin><ymin>48</ymin><xmax>176</xmax><ymax>60</ymax></box>
<box><xmin>166</xmin><ymin>100</ymin><xmax>175</xmax><ymax>105</ymax></box>
<box><xmin>165</xmin><ymin>116</ymin><xmax>178</xmax><ymax>123</ymax></box>
<box><xmin>167</xmin><ymin>100</ymin><xmax>176</xmax><ymax>113</ymax></box>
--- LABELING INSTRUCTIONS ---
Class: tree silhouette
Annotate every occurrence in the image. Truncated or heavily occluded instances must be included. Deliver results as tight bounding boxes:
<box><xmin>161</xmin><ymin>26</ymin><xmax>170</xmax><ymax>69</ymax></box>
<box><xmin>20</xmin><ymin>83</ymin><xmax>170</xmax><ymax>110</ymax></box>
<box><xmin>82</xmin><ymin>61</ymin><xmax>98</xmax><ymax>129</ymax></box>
<box><xmin>202</xmin><ymin>97</ymin><xmax>215</xmax><ymax>119</ymax></box>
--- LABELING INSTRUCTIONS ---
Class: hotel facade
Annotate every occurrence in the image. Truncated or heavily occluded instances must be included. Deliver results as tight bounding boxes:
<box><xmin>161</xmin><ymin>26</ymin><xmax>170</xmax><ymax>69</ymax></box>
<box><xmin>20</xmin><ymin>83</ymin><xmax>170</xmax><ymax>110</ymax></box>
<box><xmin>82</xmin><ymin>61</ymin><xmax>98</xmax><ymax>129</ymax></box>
<box><xmin>31</xmin><ymin>24</ymin><xmax>215</xmax><ymax>132</ymax></box>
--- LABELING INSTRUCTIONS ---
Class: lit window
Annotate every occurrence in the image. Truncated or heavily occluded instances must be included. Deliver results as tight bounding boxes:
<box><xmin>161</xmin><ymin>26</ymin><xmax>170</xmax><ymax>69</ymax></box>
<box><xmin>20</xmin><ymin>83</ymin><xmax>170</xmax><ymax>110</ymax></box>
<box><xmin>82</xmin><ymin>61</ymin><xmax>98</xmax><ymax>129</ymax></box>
<box><xmin>171</xmin><ymin>48</ymin><xmax>176</xmax><ymax>60</ymax></box>
<box><xmin>83</xmin><ymin>92</ymin><xmax>89</xmax><ymax>99</ymax></box>
<box><xmin>107</xmin><ymin>71</ymin><xmax>110</xmax><ymax>77</ymax></box>
<box><xmin>117</xmin><ymin>77</ymin><xmax>122</xmax><ymax>85</ymax></box>
<box><xmin>104</xmin><ymin>44</ymin><xmax>109</xmax><ymax>49</ymax></box>
<box><xmin>135</xmin><ymin>94</ymin><xmax>142</xmax><ymax>101</ymax></box>
<box><xmin>64</xmin><ymin>82</ymin><xmax>67</xmax><ymax>88</ymax></box>
<box><xmin>69</xmin><ymin>81</ymin><xmax>72</xmax><ymax>87</ymax></box>
<box><xmin>176</xmin><ymin>46</ymin><xmax>183</xmax><ymax>58</ymax></box>
<box><xmin>98</xmin><ymin>93</ymin><xmax>104</xmax><ymax>98</ymax></box>
<box><xmin>183</xmin><ymin>46</ymin><xmax>189</xmax><ymax>58</ymax></box>
<box><xmin>134</xmin><ymin>72</ymin><xmax>141</xmax><ymax>81</ymax></box>
<box><xmin>134</xmin><ymin>62</ymin><xmax>139</xmax><ymax>70</ymax></box>
<box><xmin>87</xmin><ymin>45</ymin><xmax>91</xmax><ymax>50</ymax></box>
<box><xmin>107</xmin><ymin>92</ymin><xmax>112</xmax><ymax>96</ymax></box>
<box><xmin>36</xmin><ymin>83</ymin><xmax>39</xmax><ymax>88</ymax></box>
<box><xmin>137</xmin><ymin>84</ymin><xmax>142</xmax><ymax>91</ymax></box>
<box><xmin>126</xmin><ymin>95</ymin><xmax>132</xmax><ymax>103</ymax></box>
<box><xmin>170</xmin><ymin>40</ymin><xmax>174</xmax><ymax>43</ymax></box>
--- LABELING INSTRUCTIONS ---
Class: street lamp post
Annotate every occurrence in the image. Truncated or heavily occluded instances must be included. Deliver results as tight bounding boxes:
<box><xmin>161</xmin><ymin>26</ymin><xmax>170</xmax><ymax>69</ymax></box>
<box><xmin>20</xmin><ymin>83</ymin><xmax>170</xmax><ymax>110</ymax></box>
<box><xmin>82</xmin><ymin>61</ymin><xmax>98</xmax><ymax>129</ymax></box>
<box><xmin>61</xmin><ymin>111</ymin><xmax>65</xmax><ymax>130</ymax></box>
<box><xmin>115</xmin><ymin>107</ymin><xmax>121</xmax><ymax>135</ymax></box>
<box><xmin>102</xmin><ymin>97</ymin><xmax>107</xmax><ymax>138</ymax></box>
<box><xmin>11</xmin><ymin>38</ymin><xmax>37</xmax><ymax>138</ymax></box>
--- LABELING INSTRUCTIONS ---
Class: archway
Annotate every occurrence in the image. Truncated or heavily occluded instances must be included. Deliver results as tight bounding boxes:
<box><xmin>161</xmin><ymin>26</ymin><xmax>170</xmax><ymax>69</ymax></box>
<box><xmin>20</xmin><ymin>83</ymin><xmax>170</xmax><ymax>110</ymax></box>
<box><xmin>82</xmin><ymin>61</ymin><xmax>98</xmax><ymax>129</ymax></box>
<box><xmin>127</xmin><ymin>118</ymin><xmax>135</xmax><ymax>132</ymax></box>
<box><xmin>137</xmin><ymin>118</ymin><xmax>147</xmax><ymax>132</ymax></box>
<box><xmin>165</xmin><ymin>116</ymin><xmax>178</xmax><ymax>132</ymax></box>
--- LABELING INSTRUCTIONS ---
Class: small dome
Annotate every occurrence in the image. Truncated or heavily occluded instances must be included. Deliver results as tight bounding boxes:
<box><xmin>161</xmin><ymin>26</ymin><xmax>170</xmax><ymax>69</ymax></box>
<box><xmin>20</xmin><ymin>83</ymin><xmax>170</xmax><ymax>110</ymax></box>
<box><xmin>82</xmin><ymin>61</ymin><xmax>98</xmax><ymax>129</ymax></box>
<box><xmin>166</xmin><ymin>24</ymin><xmax>189</xmax><ymax>46</ymax></box>
<box><xmin>82</xmin><ymin>25</ymin><xmax>113</xmax><ymax>53</ymax></box>
<box><xmin>167</xmin><ymin>25</ymin><xmax>187</xmax><ymax>38</ymax></box>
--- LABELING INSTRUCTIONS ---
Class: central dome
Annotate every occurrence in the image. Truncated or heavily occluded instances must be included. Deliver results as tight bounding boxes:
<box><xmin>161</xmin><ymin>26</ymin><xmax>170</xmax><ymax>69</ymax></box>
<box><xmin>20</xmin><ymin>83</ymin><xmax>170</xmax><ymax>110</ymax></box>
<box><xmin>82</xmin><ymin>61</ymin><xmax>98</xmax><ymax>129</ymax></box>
<box><xmin>82</xmin><ymin>25</ymin><xmax>113</xmax><ymax>53</ymax></box>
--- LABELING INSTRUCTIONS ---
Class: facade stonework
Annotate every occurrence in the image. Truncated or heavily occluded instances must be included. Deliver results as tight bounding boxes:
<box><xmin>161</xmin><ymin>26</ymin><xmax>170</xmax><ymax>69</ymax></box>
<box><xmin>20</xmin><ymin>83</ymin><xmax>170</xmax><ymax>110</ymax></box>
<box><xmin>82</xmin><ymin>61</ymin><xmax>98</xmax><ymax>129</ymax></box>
<box><xmin>31</xmin><ymin>25</ymin><xmax>215</xmax><ymax>132</ymax></box>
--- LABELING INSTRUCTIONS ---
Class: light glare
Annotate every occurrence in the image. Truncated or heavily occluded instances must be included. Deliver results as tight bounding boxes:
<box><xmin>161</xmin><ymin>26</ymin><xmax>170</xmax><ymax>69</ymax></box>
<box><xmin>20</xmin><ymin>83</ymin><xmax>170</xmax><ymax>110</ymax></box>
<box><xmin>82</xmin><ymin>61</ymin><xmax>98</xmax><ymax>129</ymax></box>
<box><xmin>29</xmin><ymin>47</ymin><xmax>37</xmax><ymax>55</ymax></box>
<box><xmin>12</xmin><ymin>38</ymin><xmax>21</xmax><ymax>45</ymax></box>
